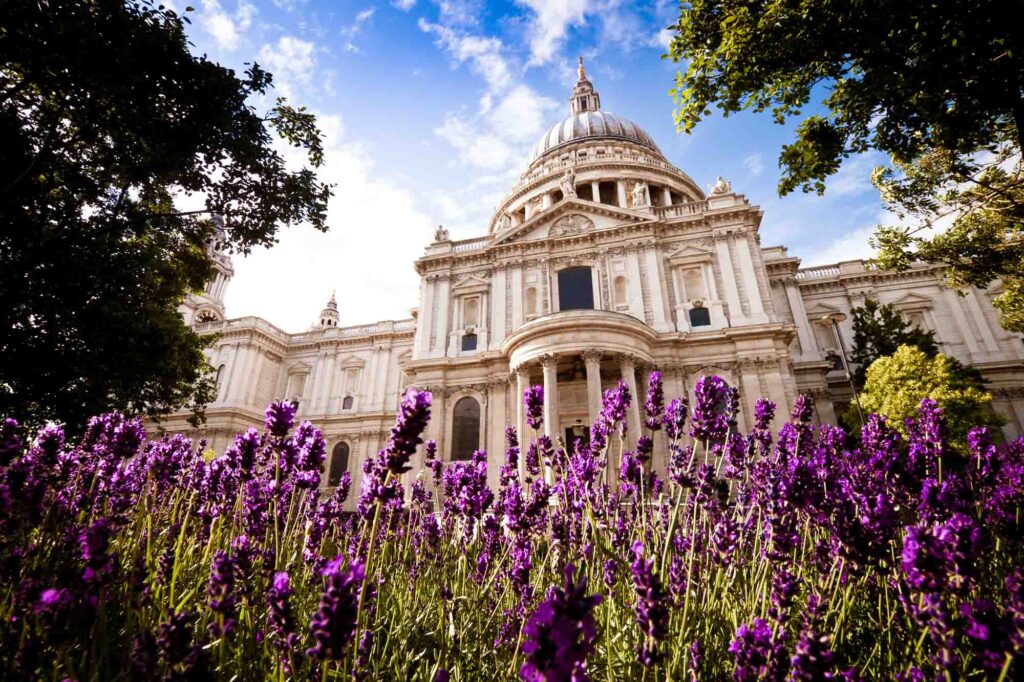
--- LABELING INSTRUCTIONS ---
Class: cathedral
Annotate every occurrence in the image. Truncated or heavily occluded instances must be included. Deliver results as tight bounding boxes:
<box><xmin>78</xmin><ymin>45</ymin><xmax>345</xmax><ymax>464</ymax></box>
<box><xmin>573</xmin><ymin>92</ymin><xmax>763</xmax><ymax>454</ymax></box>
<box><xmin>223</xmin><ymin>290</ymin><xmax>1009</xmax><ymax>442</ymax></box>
<box><xmin>170</xmin><ymin>61</ymin><xmax>1024</xmax><ymax>505</ymax></box>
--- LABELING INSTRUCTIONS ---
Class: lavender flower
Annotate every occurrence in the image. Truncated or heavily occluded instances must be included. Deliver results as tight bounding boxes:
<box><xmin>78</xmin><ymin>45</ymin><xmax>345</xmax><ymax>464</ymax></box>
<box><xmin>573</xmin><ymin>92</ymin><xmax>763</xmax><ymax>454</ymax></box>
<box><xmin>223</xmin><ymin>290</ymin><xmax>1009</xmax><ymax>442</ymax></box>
<box><xmin>264</xmin><ymin>399</ymin><xmax>297</xmax><ymax>437</ymax></box>
<box><xmin>662</xmin><ymin>397</ymin><xmax>688</xmax><ymax>440</ymax></box>
<box><xmin>630</xmin><ymin>542</ymin><xmax>668</xmax><ymax>666</ymax></box>
<box><xmin>729</xmin><ymin>619</ymin><xmax>776</xmax><ymax>681</ymax></box>
<box><xmin>519</xmin><ymin>564</ymin><xmax>603</xmax><ymax>682</ymax></box>
<box><xmin>643</xmin><ymin>370</ymin><xmax>664</xmax><ymax>431</ymax></box>
<box><xmin>902</xmin><ymin>513</ymin><xmax>986</xmax><ymax>595</ymax></box>
<box><xmin>524</xmin><ymin>385</ymin><xmax>544</xmax><ymax>430</ymax></box>
<box><xmin>308</xmin><ymin>557</ymin><xmax>366</xmax><ymax>660</ymax></box>
<box><xmin>689</xmin><ymin>375</ymin><xmax>732</xmax><ymax>442</ymax></box>
<box><xmin>207</xmin><ymin>550</ymin><xmax>236</xmax><ymax>636</ymax></box>
<box><xmin>383</xmin><ymin>387</ymin><xmax>432</xmax><ymax>475</ymax></box>
<box><xmin>601</xmin><ymin>381</ymin><xmax>631</xmax><ymax>436</ymax></box>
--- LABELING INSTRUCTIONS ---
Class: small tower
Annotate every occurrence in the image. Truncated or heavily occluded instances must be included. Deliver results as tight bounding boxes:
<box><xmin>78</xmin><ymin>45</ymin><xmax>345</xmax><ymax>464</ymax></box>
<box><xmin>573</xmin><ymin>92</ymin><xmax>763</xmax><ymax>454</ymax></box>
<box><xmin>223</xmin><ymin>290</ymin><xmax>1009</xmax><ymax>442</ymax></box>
<box><xmin>181</xmin><ymin>215</ymin><xmax>234</xmax><ymax>325</ymax></box>
<box><xmin>570</xmin><ymin>56</ymin><xmax>601</xmax><ymax>115</ymax></box>
<box><xmin>317</xmin><ymin>291</ymin><xmax>340</xmax><ymax>328</ymax></box>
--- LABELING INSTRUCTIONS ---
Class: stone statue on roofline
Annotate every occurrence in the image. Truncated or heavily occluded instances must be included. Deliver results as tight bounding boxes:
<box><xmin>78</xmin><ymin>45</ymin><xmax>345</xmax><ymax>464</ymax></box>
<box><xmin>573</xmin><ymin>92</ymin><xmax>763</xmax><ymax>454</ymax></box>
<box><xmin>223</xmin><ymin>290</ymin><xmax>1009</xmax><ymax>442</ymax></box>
<box><xmin>434</xmin><ymin>224</ymin><xmax>449</xmax><ymax>242</ymax></box>
<box><xmin>710</xmin><ymin>176</ymin><xmax>732</xmax><ymax>195</ymax></box>
<box><xmin>496</xmin><ymin>211</ymin><xmax>512</xmax><ymax>232</ymax></box>
<box><xmin>560</xmin><ymin>168</ymin><xmax>577</xmax><ymax>199</ymax></box>
<box><xmin>631</xmin><ymin>180</ymin><xmax>649</xmax><ymax>208</ymax></box>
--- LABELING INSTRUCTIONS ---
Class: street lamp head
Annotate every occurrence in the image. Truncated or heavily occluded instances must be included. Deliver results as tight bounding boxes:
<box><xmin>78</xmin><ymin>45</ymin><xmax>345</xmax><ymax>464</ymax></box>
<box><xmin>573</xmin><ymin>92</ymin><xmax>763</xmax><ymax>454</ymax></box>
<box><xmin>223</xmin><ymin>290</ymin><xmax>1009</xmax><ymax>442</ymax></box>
<box><xmin>819</xmin><ymin>312</ymin><xmax>848</xmax><ymax>325</ymax></box>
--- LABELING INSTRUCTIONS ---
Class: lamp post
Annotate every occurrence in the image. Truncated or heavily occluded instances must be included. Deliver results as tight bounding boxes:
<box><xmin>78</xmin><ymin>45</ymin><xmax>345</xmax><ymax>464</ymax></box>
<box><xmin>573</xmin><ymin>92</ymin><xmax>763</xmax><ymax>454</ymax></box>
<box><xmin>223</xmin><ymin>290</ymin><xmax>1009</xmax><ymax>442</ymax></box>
<box><xmin>819</xmin><ymin>312</ymin><xmax>865</xmax><ymax>426</ymax></box>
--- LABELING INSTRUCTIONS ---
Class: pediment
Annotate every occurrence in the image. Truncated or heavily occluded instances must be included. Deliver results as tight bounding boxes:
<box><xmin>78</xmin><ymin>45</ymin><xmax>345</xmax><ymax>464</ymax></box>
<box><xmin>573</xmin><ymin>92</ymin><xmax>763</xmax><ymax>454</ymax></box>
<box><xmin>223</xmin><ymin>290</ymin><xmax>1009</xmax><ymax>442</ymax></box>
<box><xmin>452</xmin><ymin>273</ymin><xmax>490</xmax><ymax>292</ymax></box>
<box><xmin>890</xmin><ymin>292</ymin><xmax>933</xmax><ymax>309</ymax></box>
<box><xmin>667</xmin><ymin>244</ymin><xmax>714</xmax><ymax>264</ymax></box>
<box><xmin>338</xmin><ymin>355</ymin><xmax>366</xmax><ymax>369</ymax></box>
<box><xmin>288</xmin><ymin>361</ymin><xmax>312</xmax><ymax>374</ymax></box>
<box><xmin>494</xmin><ymin>198</ymin><xmax>654</xmax><ymax>245</ymax></box>
<box><xmin>804</xmin><ymin>301</ymin><xmax>843</xmax><ymax>318</ymax></box>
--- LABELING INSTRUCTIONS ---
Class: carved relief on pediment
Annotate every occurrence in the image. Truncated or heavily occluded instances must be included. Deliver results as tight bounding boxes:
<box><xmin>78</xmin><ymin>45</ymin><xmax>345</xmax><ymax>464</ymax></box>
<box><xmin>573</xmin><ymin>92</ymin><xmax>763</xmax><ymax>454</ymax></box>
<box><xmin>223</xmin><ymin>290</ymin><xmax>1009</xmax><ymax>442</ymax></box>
<box><xmin>548</xmin><ymin>213</ymin><xmax>595</xmax><ymax>238</ymax></box>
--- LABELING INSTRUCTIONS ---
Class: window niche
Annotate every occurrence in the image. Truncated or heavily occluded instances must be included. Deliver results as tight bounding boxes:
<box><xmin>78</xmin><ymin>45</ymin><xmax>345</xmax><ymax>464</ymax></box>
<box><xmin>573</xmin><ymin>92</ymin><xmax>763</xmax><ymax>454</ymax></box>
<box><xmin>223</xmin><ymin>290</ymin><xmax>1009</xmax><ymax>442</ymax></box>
<box><xmin>328</xmin><ymin>442</ymin><xmax>350</xmax><ymax>487</ymax></box>
<box><xmin>556</xmin><ymin>266</ymin><xmax>595</xmax><ymax>311</ymax></box>
<box><xmin>668</xmin><ymin>245</ymin><xmax>726</xmax><ymax>331</ymax></box>
<box><xmin>451</xmin><ymin>396</ymin><xmax>481</xmax><ymax>460</ymax></box>
<box><xmin>450</xmin><ymin>278</ymin><xmax>489</xmax><ymax>355</ymax></box>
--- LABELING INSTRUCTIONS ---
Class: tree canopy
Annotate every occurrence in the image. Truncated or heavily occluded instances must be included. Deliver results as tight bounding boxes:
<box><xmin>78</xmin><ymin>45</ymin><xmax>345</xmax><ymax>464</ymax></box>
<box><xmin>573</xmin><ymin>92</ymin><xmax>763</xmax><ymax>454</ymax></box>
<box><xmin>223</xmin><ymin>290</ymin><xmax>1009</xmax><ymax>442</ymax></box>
<box><xmin>0</xmin><ymin>0</ymin><xmax>332</xmax><ymax>430</ymax></box>
<box><xmin>667</xmin><ymin>0</ymin><xmax>1024</xmax><ymax>331</ymax></box>
<box><xmin>848</xmin><ymin>299</ymin><xmax>939</xmax><ymax>389</ymax></box>
<box><xmin>856</xmin><ymin>345</ymin><xmax>1003</xmax><ymax>444</ymax></box>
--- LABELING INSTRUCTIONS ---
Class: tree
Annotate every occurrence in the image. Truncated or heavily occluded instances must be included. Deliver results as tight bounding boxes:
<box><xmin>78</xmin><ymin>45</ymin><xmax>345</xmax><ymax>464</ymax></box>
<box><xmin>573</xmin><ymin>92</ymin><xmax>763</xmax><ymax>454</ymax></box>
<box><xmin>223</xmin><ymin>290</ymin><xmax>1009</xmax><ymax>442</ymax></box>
<box><xmin>0</xmin><ymin>0</ymin><xmax>332</xmax><ymax>431</ymax></box>
<box><xmin>848</xmin><ymin>299</ymin><xmax>939</xmax><ymax>389</ymax></box>
<box><xmin>666</xmin><ymin>0</ymin><xmax>1024</xmax><ymax>331</ymax></box>
<box><xmin>855</xmin><ymin>345</ymin><xmax>1003</xmax><ymax>443</ymax></box>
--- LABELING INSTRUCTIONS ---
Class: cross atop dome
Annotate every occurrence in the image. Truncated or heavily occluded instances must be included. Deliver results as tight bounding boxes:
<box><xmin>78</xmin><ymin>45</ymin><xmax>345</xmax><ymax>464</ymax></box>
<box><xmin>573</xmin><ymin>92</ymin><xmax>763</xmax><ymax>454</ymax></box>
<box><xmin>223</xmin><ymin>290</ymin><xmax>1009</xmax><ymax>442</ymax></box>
<box><xmin>570</xmin><ymin>56</ymin><xmax>600</xmax><ymax>115</ymax></box>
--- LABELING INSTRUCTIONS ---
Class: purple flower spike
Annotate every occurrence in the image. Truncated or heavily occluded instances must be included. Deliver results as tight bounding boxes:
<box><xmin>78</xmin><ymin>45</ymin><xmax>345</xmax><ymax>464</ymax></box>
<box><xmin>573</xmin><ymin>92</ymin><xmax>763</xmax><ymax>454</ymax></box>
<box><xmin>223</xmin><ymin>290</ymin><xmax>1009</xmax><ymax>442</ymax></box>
<box><xmin>662</xmin><ymin>397</ymin><xmax>688</xmax><ymax>440</ymax></box>
<box><xmin>519</xmin><ymin>563</ymin><xmax>602</xmax><ymax>682</ymax></box>
<box><xmin>264</xmin><ymin>400</ymin><xmax>297</xmax><ymax>437</ymax></box>
<box><xmin>383</xmin><ymin>388</ymin><xmax>432</xmax><ymax>475</ymax></box>
<box><xmin>524</xmin><ymin>385</ymin><xmax>544</xmax><ymax>430</ymax></box>
<box><xmin>307</xmin><ymin>557</ymin><xmax>366</xmax><ymax>661</ymax></box>
<box><xmin>643</xmin><ymin>370</ymin><xmax>664</xmax><ymax>431</ymax></box>
<box><xmin>601</xmin><ymin>381</ymin><xmax>631</xmax><ymax>436</ymax></box>
<box><xmin>689</xmin><ymin>375</ymin><xmax>732</xmax><ymax>442</ymax></box>
<box><xmin>790</xmin><ymin>394</ymin><xmax>814</xmax><ymax>424</ymax></box>
<box><xmin>630</xmin><ymin>542</ymin><xmax>668</xmax><ymax>667</ymax></box>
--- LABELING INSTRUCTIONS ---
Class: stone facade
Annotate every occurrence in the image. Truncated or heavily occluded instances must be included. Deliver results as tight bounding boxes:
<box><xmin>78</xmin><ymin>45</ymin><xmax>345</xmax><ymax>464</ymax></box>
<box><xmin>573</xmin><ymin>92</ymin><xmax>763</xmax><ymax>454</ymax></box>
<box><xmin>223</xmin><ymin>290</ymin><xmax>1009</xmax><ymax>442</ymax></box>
<box><xmin>160</xmin><ymin>61</ymin><xmax>1024</xmax><ymax>507</ymax></box>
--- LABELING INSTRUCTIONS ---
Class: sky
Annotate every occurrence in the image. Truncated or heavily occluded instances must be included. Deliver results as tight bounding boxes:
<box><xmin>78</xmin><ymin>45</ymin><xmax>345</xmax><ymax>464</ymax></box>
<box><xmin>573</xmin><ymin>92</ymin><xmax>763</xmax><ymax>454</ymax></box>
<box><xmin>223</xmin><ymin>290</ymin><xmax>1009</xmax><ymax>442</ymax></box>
<box><xmin>176</xmin><ymin>0</ymin><xmax>891</xmax><ymax>332</ymax></box>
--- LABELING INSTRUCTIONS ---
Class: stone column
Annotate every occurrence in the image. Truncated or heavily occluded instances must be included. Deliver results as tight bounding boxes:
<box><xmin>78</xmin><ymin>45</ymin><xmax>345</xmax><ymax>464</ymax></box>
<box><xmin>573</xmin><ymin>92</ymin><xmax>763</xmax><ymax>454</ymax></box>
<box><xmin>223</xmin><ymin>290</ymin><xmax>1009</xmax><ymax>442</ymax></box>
<box><xmin>415</xmin><ymin>279</ymin><xmax>434</xmax><ymax>355</ymax></box>
<box><xmin>784</xmin><ymin>279</ymin><xmax>817</xmax><ymax>359</ymax></box>
<box><xmin>511</xmin><ymin>266</ymin><xmax>524</xmax><ymax>328</ymax></box>
<box><xmin>625</xmin><ymin>248</ymin><xmax>645</xmax><ymax>321</ymax></box>
<box><xmin>620</xmin><ymin>355</ymin><xmax>642</xmax><ymax>448</ymax></box>
<box><xmin>662</xmin><ymin>187</ymin><xmax>672</xmax><ymax>207</ymax></box>
<box><xmin>964</xmin><ymin>288</ymin><xmax>1000</xmax><ymax>352</ymax></box>
<box><xmin>591</xmin><ymin>181</ymin><xmax>601</xmax><ymax>203</ymax></box>
<box><xmin>487</xmin><ymin>379</ymin><xmax>507</xmax><ymax>490</ymax></box>
<box><xmin>540</xmin><ymin>354</ymin><xmax>559</xmax><ymax>484</ymax></box>
<box><xmin>943</xmin><ymin>288</ymin><xmax>980</xmax><ymax>353</ymax></box>
<box><xmin>713</xmin><ymin>231</ymin><xmax>745</xmax><ymax>326</ymax></box>
<box><xmin>582</xmin><ymin>350</ymin><xmax>603</xmax><ymax>424</ymax></box>
<box><xmin>735</xmin><ymin>232</ymin><xmax>768</xmax><ymax>322</ymax></box>
<box><xmin>643</xmin><ymin>244</ymin><xmax>673</xmax><ymax>331</ymax></box>
<box><xmin>321</xmin><ymin>350</ymin><xmax>339</xmax><ymax>413</ymax></box>
<box><xmin>491</xmin><ymin>267</ymin><xmax>507</xmax><ymax>349</ymax></box>
<box><xmin>433</xmin><ymin>276</ymin><xmax>450</xmax><ymax>358</ymax></box>
<box><xmin>616</xmin><ymin>180</ymin><xmax>628</xmax><ymax>208</ymax></box>
<box><xmin>515</xmin><ymin>366</ymin><xmax>529</xmax><ymax>479</ymax></box>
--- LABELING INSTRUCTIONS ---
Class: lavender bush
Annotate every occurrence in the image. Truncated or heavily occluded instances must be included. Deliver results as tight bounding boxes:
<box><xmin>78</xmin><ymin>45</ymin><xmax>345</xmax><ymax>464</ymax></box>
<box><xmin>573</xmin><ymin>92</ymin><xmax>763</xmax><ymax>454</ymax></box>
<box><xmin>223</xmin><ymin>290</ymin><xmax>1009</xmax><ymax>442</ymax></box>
<box><xmin>1</xmin><ymin>376</ymin><xmax>1023</xmax><ymax>680</ymax></box>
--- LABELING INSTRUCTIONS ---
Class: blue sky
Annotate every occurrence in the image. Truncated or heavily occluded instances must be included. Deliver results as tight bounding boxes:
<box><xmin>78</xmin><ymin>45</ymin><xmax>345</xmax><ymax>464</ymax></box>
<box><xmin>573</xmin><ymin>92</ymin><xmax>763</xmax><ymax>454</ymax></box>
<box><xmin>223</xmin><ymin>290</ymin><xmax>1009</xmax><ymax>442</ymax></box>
<box><xmin>179</xmin><ymin>0</ymin><xmax>889</xmax><ymax>331</ymax></box>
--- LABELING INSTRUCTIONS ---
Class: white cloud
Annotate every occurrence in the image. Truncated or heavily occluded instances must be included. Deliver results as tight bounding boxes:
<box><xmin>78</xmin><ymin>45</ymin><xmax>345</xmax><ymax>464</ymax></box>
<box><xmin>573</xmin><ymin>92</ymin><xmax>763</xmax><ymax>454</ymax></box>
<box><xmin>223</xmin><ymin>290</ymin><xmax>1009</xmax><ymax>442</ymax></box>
<box><xmin>650</xmin><ymin>27</ymin><xmax>672</xmax><ymax>50</ymax></box>
<box><xmin>392</xmin><ymin>0</ymin><xmax>417</xmax><ymax>9</ymax></box>
<box><xmin>743</xmin><ymin>153</ymin><xmax>764</xmax><ymax>177</ymax></box>
<box><xmin>435</xmin><ymin>0</ymin><xmax>483</xmax><ymax>27</ymax></box>
<box><xmin>824</xmin><ymin>152</ymin><xmax>885</xmax><ymax>198</ymax></box>
<box><xmin>419</xmin><ymin>19</ymin><xmax>511</xmax><ymax>94</ymax></box>
<box><xmin>201</xmin><ymin>0</ymin><xmax>256</xmax><ymax>52</ymax></box>
<box><xmin>224</xmin><ymin>113</ymin><xmax>432</xmax><ymax>330</ymax></box>
<box><xmin>258</xmin><ymin>36</ymin><xmax>316</xmax><ymax>98</ymax></box>
<box><xmin>340</xmin><ymin>7</ymin><xmax>375</xmax><ymax>53</ymax></box>
<box><xmin>515</xmin><ymin>0</ymin><xmax>591</xmax><ymax>66</ymax></box>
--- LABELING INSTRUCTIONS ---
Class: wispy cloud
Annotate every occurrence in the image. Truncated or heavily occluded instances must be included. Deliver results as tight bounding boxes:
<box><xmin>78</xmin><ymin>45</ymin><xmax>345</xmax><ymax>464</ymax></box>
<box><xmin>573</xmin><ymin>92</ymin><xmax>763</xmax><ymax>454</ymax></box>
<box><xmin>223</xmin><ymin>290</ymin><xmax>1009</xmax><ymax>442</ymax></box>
<box><xmin>258</xmin><ymin>36</ymin><xmax>316</xmax><ymax>99</ymax></box>
<box><xmin>392</xmin><ymin>0</ymin><xmax>416</xmax><ymax>9</ymax></box>
<box><xmin>743</xmin><ymin>153</ymin><xmax>764</xmax><ymax>177</ymax></box>
<box><xmin>340</xmin><ymin>7</ymin><xmax>375</xmax><ymax>53</ymax></box>
<box><xmin>515</xmin><ymin>0</ymin><xmax>591</xmax><ymax>66</ymax></box>
<box><xmin>200</xmin><ymin>0</ymin><xmax>256</xmax><ymax>52</ymax></box>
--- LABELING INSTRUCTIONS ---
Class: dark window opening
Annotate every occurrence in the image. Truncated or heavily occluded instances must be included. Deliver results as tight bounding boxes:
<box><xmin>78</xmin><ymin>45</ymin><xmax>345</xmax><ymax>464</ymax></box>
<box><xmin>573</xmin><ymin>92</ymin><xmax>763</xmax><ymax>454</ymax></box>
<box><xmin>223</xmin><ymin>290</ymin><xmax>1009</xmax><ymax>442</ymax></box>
<box><xmin>689</xmin><ymin>307</ymin><xmax>711</xmax><ymax>327</ymax></box>
<box><xmin>576</xmin><ymin>183</ymin><xmax>593</xmax><ymax>201</ymax></box>
<box><xmin>452</xmin><ymin>397</ymin><xmax>481</xmax><ymax>460</ymax></box>
<box><xmin>461</xmin><ymin>333</ymin><xmax>477</xmax><ymax>351</ymax></box>
<box><xmin>598</xmin><ymin>181</ymin><xmax>618</xmax><ymax>206</ymax></box>
<box><xmin>558</xmin><ymin>267</ymin><xmax>595</xmax><ymax>311</ymax></box>
<box><xmin>328</xmin><ymin>442</ymin><xmax>350</xmax><ymax>486</ymax></box>
<box><xmin>826</xmin><ymin>352</ymin><xmax>844</xmax><ymax>371</ymax></box>
<box><xmin>565</xmin><ymin>425</ymin><xmax>590</xmax><ymax>454</ymax></box>
<box><xmin>551</xmin><ymin>189</ymin><xmax>564</xmax><ymax>203</ymax></box>
<box><xmin>342</xmin><ymin>395</ymin><xmax>354</xmax><ymax>410</ymax></box>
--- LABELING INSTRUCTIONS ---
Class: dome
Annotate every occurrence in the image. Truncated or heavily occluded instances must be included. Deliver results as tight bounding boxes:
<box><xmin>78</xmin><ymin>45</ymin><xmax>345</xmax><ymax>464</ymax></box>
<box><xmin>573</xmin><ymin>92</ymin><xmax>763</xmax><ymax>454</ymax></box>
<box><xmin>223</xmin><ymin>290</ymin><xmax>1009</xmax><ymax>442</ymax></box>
<box><xmin>529</xmin><ymin>110</ymin><xmax>662</xmax><ymax>163</ymax></box>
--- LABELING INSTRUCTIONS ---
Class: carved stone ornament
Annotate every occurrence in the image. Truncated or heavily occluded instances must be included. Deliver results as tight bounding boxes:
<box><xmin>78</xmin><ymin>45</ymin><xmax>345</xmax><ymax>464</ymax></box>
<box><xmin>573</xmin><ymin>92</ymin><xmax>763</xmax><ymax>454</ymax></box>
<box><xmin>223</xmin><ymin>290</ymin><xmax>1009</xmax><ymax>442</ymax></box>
<box><xmin>709</xmin><ymin>176</ymin><xmax>732</xmax><ymax>195</ymax></box>
<box><xmin>630</xmin><ymin>181</ymin><xmax>649</xmax><ymax>208</ymax></box>
<box><xmin>560</xmin><ymin>168</ymin><xmax>577</xmax><ymax>199</ymax></box>
<box><xmin>434</xmin><ymin>224</ymin><xmax>450</xmax><ymax>242</ymax></box>
<box><xmin>548</xmin><ymin>213</ymin><xmax>595</xmax><ymax>238</ymax></box>
<box><xmin>495</xmin><ymin>211</ymin><xmax>512</xmax><ymax>232</ymax></box>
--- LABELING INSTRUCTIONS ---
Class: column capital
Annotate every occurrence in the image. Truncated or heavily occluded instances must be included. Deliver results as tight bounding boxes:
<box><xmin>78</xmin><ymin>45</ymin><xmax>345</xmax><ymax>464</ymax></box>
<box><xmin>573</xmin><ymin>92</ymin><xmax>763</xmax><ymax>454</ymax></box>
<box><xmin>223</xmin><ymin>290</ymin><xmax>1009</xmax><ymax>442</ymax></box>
<box><xmin>618</xmin><ymin>353</ymin><xmax>637</xmax><ymax>369</ymax></box>
<box><xmin>538</xmin><ymin>353</ymin><xmax>559</xmax><ymax>369</ymax></box>
<box><xmin>581</xmin><ymin>349</ymin><xmax>603</xmax><ymax>365</ymax></box>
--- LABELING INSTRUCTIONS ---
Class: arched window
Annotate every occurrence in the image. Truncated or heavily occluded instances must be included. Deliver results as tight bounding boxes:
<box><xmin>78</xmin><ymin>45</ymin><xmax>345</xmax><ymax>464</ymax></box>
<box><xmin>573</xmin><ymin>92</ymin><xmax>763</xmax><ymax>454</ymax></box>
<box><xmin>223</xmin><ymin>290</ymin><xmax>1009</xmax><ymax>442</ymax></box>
<box><xmin>557</xmin><ymin>267</ymin><xmax>594</xmax><ymax>311</ymax></box>
<box><xmin>342</xmin><ymin>395</ymin><xmax>354</xmax><ymax>410</ymax></box>
<box><xmin>451</xmin><ymin>397</ymin><xmax>481</xmax><ymax>460</ymax></box>
<box><xmin>328</xmin><ymin>442</ymin><xmax>350</xmax><ymax>486</ymax></box>
<box><xmin>689</xmin><ymin>306</ymin><xmax>711</xmax><ymax>327</ymax></box>
<box><xmin>525</xmin><ymin>287</ymin><xmax>538</xmax><ymax>316</ymax></box>
<box><xmin>613</xmin><ymin>276</ymin><xmax>628</xmax><ymax>305</ymax></box>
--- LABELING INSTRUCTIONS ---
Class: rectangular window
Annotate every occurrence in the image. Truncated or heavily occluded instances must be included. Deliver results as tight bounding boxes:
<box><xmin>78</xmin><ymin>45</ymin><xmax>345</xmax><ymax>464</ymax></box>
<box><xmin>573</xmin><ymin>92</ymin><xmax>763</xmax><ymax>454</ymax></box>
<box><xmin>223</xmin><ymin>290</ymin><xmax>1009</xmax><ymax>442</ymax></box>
<box><xmin>461</xmin><ymin>333</ymin><xmax>478</xmax><ymax>351</ymax></box>
<box><xmin>558</xmin><ymin>267</ymin><xmax>595</xmax><ymax>311</ymax></box>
